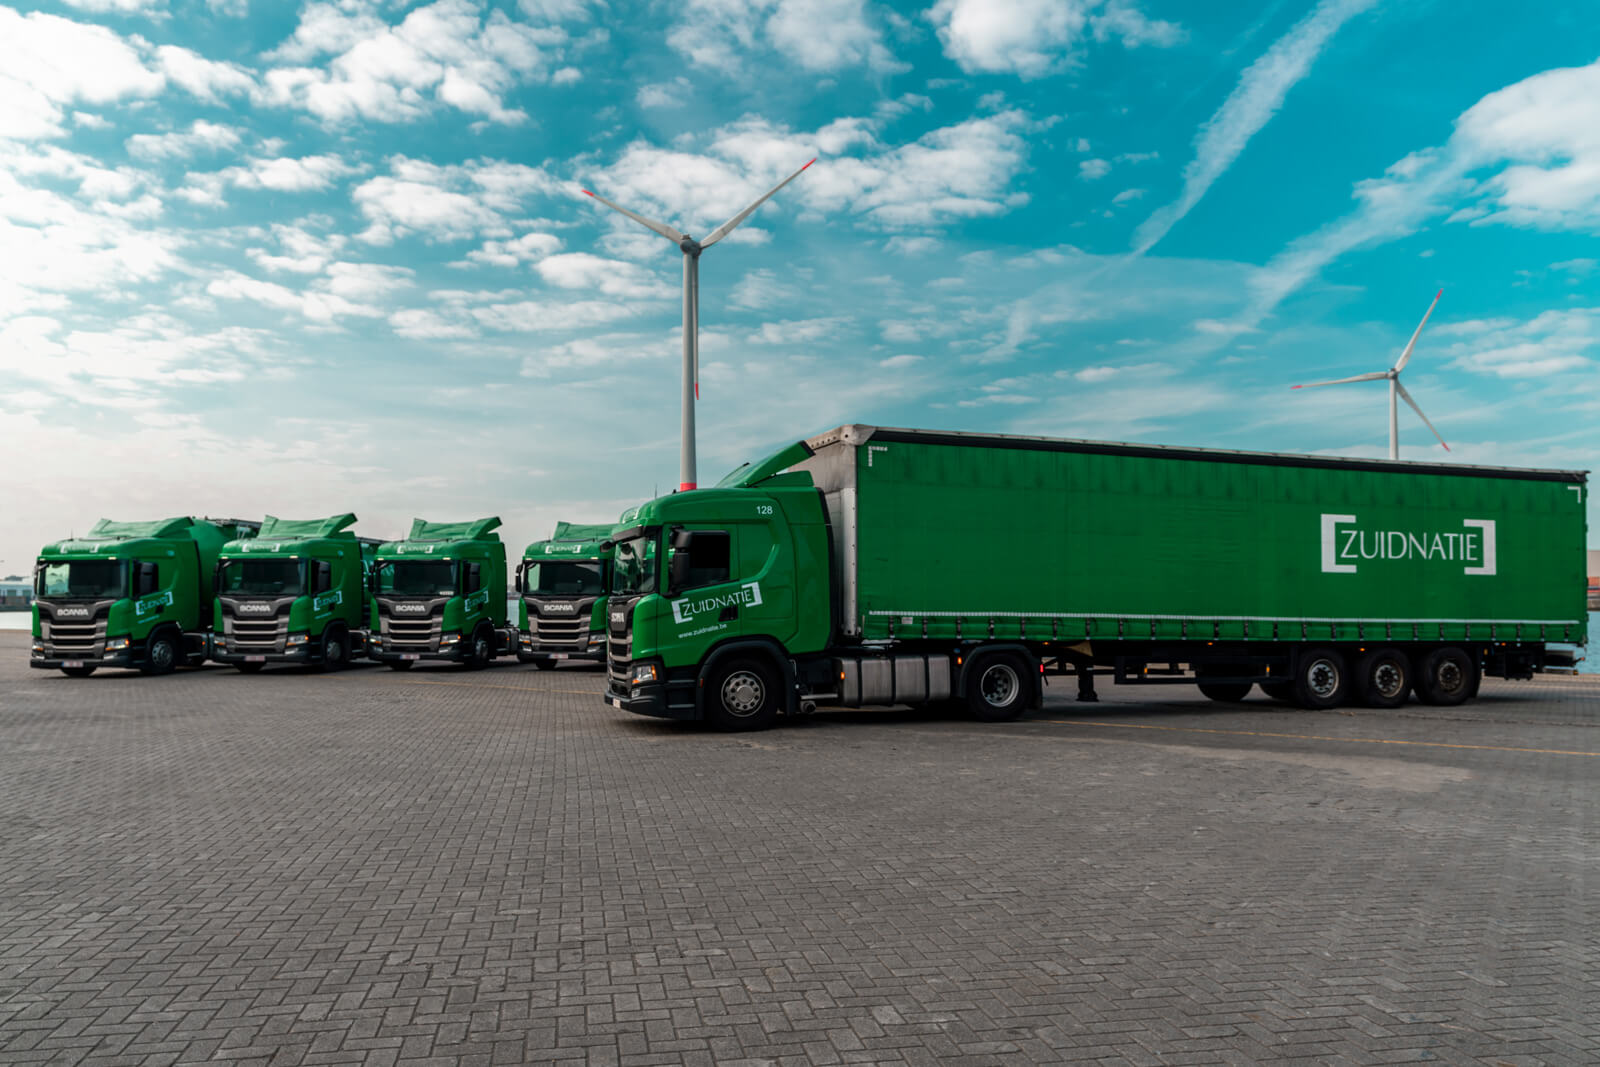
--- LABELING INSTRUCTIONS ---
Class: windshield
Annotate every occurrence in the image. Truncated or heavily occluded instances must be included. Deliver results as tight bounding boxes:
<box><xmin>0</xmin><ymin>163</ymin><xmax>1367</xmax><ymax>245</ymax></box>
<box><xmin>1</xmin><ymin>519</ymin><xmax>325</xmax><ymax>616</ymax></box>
<box><xmin>526</xmin><ymin>560</ymin><xmax>604</xmax><ymax>596</ymax></box>
<box><xmin>378</xmin><ymin>560</ymin><xmax>456</xmax><ymax>597</ymax></box>
<box><xmin>220</xmin><ymin>558</ymin><xmax>306</xmax><ymax>596</ymax></box>
<box><xmin>610</xmin><ymin>532</ymin><xmax>657</xmax><ymax>596</ymax></box>
<box><xmin>36</xmin><ymin>559</ymin><xmax>125</xmax><ymax>599</ymax></box>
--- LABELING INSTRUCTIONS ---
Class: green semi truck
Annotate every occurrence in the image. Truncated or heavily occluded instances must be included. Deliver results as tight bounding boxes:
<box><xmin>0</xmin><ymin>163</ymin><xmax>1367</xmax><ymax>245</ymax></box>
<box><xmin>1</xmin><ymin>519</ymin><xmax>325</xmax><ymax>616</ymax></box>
<box><xmin>212</xmin><ymin>514</ymin><xmax>376</xmax><ymax>672</ymax></box>
<box><xmin>604</xmin><ymin>424</ymin><xmax>1589</xmax><ymax>730</ymax></box>
<box><xmin>369</xmin><ymin>518</ymin><xmax>515</xmax><ymax>669</ymax></box>
<box><xmin>516</xmin><ymin>521</ymin><xmax>617</xmax><ymax>668</ymax></box>
<box><xmin>31</xmin><ymin>516</ymin><xmax>260</xmax><ymax>677</ymax></box>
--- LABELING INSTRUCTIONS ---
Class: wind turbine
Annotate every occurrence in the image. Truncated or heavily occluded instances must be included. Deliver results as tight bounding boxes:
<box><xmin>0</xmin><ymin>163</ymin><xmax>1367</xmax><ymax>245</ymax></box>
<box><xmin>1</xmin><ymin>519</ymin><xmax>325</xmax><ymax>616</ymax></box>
<box><xmin>1291</xmin><ymin>289</ymin><xmax>1449</xmax><ymax>460</ymax></box>
<box><xmin>582</xmin><ymin>158</ymin><xmax>815</xmax><ymax>491</ymax></box>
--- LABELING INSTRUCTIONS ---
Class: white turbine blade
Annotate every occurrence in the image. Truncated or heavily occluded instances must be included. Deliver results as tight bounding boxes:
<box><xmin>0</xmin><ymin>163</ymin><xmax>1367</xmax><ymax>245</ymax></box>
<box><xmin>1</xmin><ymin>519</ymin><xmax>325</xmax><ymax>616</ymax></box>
<box><xmin>1394</xmin><ymin>380</ymin><xmax>1449</xmax><ymax>451</ymax></box>
<box><xmin>582</xmin><ymin>188</ymin><xmax>684</xmax><ymax>244</ymax></box>
<box><xmin>1393</xmin><ymin>288</ymin><xmax>1443</xmax><ymax>373</ymax></box>
<box><xmin>699</xmin><ymin>158</ymin><xmax>815</xmax><ymax>249</ymax></box>
<box><xmin>1290</xmin><ymin>371</ymin><xmax>1388</xmax><ymax>390</ymax></box>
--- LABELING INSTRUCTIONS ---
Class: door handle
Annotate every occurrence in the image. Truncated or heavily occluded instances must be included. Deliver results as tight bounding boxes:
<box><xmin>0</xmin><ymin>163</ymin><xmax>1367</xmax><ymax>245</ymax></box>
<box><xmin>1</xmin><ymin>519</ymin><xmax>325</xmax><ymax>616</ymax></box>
<box><xmin>719</xmin><ymin>605</ymin><xmax>738</xmax><ymax>622</ymax></box>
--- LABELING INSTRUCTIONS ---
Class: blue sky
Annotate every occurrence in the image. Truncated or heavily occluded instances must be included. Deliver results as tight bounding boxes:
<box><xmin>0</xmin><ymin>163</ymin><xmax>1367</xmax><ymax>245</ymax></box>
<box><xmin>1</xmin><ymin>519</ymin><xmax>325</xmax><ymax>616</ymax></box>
<box><xmin>1</xmin><ymin>0</ymin><xmax>1596</xmax><ymax>569</ymax></box>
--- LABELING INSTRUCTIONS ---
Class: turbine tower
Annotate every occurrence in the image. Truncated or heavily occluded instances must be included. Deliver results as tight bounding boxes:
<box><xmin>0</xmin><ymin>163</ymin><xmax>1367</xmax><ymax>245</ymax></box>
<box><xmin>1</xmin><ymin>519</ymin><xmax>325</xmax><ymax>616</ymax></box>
<box><xmin>1291</xmin><ymin>290</ymin><xmax>1449</xmax><ymax>460</ymax></box>
<box><xmin>583</xmin><ymin>158</ymin><xmax>815</xmax><ymax>491</ymax></box>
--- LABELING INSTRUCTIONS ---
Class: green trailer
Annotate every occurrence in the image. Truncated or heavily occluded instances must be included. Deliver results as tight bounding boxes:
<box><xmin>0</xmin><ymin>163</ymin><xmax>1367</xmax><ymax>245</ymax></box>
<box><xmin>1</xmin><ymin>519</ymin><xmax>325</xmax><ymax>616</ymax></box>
<box><xmin>31</xmin><ymin>516</ymin><xmax>260</xmax><ymax>676</ymax></box>
<box><xmin>212</xmin><ymin>514</ymin><xmax>375</xmax><ymax>672</ymax></box>
<box><xmin>370</xmin><ymin>518</ymin><xmax>514</xmax><ymax>669</ymax></box>
<box><xmin>516</xmin><ymin>521</ymin><xmax>618</xmax><ymax>668</ymax></box>
<box><xmin>603</xmin><ymin>424</ymin><xmax>1589</xmax><ymax>730</ymax></box>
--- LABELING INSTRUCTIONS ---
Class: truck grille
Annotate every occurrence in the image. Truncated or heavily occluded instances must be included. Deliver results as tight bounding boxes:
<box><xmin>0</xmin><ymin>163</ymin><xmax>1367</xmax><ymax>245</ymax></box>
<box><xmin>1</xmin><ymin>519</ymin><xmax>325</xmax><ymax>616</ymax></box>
<box><xmin>229</xmin><ymin>617</ymin><xmax>287</xmax><ymax>652</ymax></box>
<box><xmin>529</xmin><ymin>615</ymin><xmax>587</xmax><ymax>649</ymax></box>
<box><xmin>43</xmin><ymin>618</ymin><xmax>106</xmax><ymax>655</ymax></box>
<box><xmin>382</xmin><ymin>616</ymin><xmax>440</xmax><ymax>651</ymax></box>
<box><xmin>606</xmin><ymin>602</ymin><xmax>633</xmax><ymax>695</ymax></box>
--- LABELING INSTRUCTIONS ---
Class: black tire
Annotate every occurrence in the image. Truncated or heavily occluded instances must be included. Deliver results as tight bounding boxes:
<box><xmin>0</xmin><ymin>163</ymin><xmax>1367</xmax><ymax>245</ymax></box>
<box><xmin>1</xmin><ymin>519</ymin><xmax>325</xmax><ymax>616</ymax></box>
<box><xmin>234</xmin><ymin>662</ymin><xmax>264</xmax><ymax>674</ymax></box>
<box><xmin>966</xmin><ymin>653</ymin><xmax>1029</xmax><ymax>722</ymax></box>
<box><xmin>140</xmin><ymin>630</ymin><xmax>178</xmax><ymax>676</ymax></box>
<box><xmin>532</xmin><ymin>658</ymin><xmax>556</xmax><ymax>671</ymax></box>
<box><xmin>464</xmin><ymin>627</ymin><xmax>493</xmax><ymax>670</ymax></box>
<box><xmin>1197</xmin><ymin>682</ymin><xmax>1252</xmax><ymax>702</ymax></box>
<box><xmin>1261</xmin><ymin>681</ymin><xmax>1296</xmax><ymax>703</ymax></box>
<box><xmin>320</xmin><ymin>628</ymin><xmax>348</xmax><ymax>673</ymax></box>
<box><xmin>60</xmin><ymin>666</ymin><xmax>96</xmax><ymax>678</ymax></box>
<box><xmin>1292</xmin><ymin>646</ymin><xmax>1348</xmax><ymax>709</ymax></box>
<box><xmin>386</xmin><ymin>660</ymin><xmax>413</xmax><ymax>671</ymax></box>
<box><xmin>1416</xmin><ymin>646</ymin><xmax>1476</xmax><ymax>707</ymax></box>
<box><xmin>706</xmin><ymin>657</ymin><xmax>779</xmax><ymax>731</ymax></box>
<box><xmin>1356</xmin><ymin>648</ymin><xmax>1410</xmax><ymax>708</ymax></box>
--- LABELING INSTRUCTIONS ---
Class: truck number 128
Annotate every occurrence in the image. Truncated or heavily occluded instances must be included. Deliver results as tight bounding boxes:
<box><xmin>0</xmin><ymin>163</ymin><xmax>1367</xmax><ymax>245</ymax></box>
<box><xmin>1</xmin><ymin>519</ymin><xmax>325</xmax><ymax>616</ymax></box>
<box><xmin>756</xmin><ymin>505</ymin><xmax>773</xmax><ymax>515</ymax></box>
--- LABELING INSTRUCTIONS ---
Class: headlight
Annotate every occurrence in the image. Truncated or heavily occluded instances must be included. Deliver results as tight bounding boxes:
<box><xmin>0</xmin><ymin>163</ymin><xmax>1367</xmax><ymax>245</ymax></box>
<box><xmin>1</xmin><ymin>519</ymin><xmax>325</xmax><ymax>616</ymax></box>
<box><xmin>588</xmin><ymin>633</ymin><xmax>604</xmax><ymax>645</ymax></box>
<box><xmin>104</xmin><ymin>637</ymin><xmax>130</xmax><ymax>652</ymax></box>
<box><xmin>440</xmin><ymin>632</ymin><xmax>461</xmax><ymax>645</ymax></box>
<box><xmin>520</xmin><ymin>635</ymin><xmax>531</xmax><ymax>646</ymax></box>
<box><xmin>630</xmin><ymin>663</ymin><xmax>659</xmax><ymax>684</ymax></box>
<box><xmin>286</xmin><ymin>632</ymin><xmax>309</xmax><ymax>646</ymax></box>
<box><xmin>32</xmin><ymin>643</ymin><xmax>44</xmax><ymax>656</ymax></box>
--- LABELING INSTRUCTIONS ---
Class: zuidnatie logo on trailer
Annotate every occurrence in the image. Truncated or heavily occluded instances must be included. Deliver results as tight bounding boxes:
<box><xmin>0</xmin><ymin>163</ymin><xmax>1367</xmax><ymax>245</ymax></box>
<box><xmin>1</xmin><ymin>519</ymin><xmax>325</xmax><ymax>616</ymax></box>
<box><xmin>1320</xmin><ymin>515</ymin><xmax>1496</xmax><ymax>575</ymax></box>
<box><xmin>671</xmin><ymin>582</ymin><xmax>763</xmax><ymax>624</ymax></box>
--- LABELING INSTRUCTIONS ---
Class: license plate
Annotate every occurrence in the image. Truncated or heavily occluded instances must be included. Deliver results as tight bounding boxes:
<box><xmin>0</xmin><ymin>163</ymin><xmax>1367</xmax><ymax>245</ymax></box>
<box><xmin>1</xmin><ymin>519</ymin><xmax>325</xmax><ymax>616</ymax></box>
<box><xmin>609</xmin><ymin>697</ymin><xmax>622</xmax><ymax>708</ymax></box>
<box><xmin>64</xmin><ymin>660</ymin><xmax>83</xmax><ymax>669</ymax></box>
<box><xmin>401</xmin><ymin>654</ymin><xmax>420</xmax><ymax>661</ymax></box>
<box><xmin>245</xmin><ymin>655</ymin><xmax>266</xmax><ymax>663</ymax></box>
<box><xmin>551</xmin><ymin>653</ymin><xmax>568</xmax><ymax>660</ymax></box>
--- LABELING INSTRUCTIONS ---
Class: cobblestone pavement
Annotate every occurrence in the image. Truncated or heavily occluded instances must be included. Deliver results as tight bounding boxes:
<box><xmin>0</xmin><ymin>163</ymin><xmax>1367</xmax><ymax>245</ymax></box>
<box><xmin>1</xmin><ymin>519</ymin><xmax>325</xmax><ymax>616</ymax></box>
<box><xmin>1</xmin><ymin>629</ymin><xmax>1597</xmax><ymax>1066</ymax></box>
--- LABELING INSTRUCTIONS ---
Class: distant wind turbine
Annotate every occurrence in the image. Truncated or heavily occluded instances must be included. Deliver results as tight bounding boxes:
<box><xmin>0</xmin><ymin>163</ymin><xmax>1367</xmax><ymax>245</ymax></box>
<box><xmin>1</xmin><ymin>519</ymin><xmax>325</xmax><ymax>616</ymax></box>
<box><xmin>1291</xmin><ymin>290</ymin><xmax>1449</xmax><ymax>460</ymax></box>
<box><xmin>583</xmin><ymin>158</ymin><xmax>815</xmax><ymax>491</ymax></box>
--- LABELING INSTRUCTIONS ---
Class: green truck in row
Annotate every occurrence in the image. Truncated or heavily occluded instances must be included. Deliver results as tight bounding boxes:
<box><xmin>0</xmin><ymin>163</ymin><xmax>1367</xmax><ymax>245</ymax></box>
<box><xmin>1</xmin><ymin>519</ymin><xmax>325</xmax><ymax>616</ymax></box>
<box><xmin>603</xmin><ymin>424</ymin><xmax>1590</xmax><ymax>729</ymax></box>
<box><xmin>517</xmin><ymin>521</ymin><xmax>617</xmax><ymax>668</ymax></box>
<box><xmin>370</xmin><ymin>517</ymin><xmax>516</xmax><ymax>669</ymax></box>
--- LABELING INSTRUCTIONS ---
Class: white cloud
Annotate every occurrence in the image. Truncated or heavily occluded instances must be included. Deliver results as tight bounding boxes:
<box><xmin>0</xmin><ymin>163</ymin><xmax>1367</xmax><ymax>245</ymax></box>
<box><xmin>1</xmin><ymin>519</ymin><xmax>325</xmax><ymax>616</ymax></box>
<box><xmin>0</xmin><ymin>8</ymin><xmax>164</xmax><ymax>139</ymax></box>
<box><xmin>471</xmin><ymin>298</ymin><xmax>643</xmax><ymax>334</ymax></box>
<box><xmin>181</xmin><ymin>154</ymin><xmax>361</xmax><ymax>204</ymax></box>
<box><xmin>464</xmin><ymin>231</ymin><xmax>564</xmax><ymax>267</ymax></box>
<box><xmin>126</xmin><ymin>120</ymin><xmax>243</xmax><ymax>160</ymax></box>
<box><xmin>155</xmin><ymin>44</ymin><xmax>257</xmax><ymax>101</ymax></box>
<box><xmin>1090</xmin><ymin>2</ymin><xmax>1183</xmax><ymax>47</ymax></box>
<box><xmin>354</xmin><ymin>156</ymin><xmax>558</xmax><ymax>243</ymax></box>
<box><xmin>59</xmin><ymin>0</ymin><xmax>164</xmax><ymax>13</ymax></box>
<box><xmin>1133</xmin><ymin>0</ymin><xmax>1378</xmax><ymax>255</ymax></box>
<box><xmin>1112</xmin><ymin>187</ymin><xmax>1145</xmax><ymax>204</ymax></box>
<box><xmin>636</xmin><ymin>77</ymin><xmax>691</xmax><ymax>109</ymax></box>
<box><xmin>246</xmin><ymin>223</ymin><xmax>348</xmax><ymax>274</ymax></box>
<box><xmin>263</xmin><ymin>0</ymin><xmax>568</xmax><ymax>125</ymax></box>
<box><xmin>389</xmin><ymin>308</ymin><xmax>480</xmax><ymax>340</ymax></box>
<box><xmin>884</xmin><ymin>235</ymin><xmax>939</xmax><ymax>255</ymax></box>
<box><xmin>668</xmin><ymin>0</ymin><xmax>900</xmax><ymax>76</ymax></box>
<box><xmin>324</xmin><ymin>262</ymin><xmax>414</xmax><ymax>300</ymax></box>
<box><xmin>207</xmin><ymin>270</ymin><xmax>386</xmax><ymax>322</ymax></box>
<box><xmin>534</xmin><ymin>252</ymin><xmax>673</xmax><ymax>298</ymax></box>
<box><xmin>1438</xmin><ymin>307</ymin><xmax>1598</xmax><ymax>379</ymax></box>
<box><xmin>747</xmin><ymin>317</ymin><xmax>847</xmax><ymax>344</ymax></box>
<box><xmin>1079</xmin><ymin>158</ymin><xmax>1110</xmax><ymax>180</ymax></box>
<box><xmin>880</xmin><ymin>354</ymin><xmax>922</xmax><ymax>368</ymax></box>
<box><xmin>927</xmin><ymin>0</ymin><xmax>1178</xmax><ymax>79</ymax></box>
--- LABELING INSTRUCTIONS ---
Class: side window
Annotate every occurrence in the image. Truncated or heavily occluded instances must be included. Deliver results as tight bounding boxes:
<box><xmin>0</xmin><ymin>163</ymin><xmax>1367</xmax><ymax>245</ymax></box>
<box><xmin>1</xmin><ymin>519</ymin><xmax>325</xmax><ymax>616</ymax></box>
<box><xmin>314</xmin><ymin>561</ymin><xmax>333</xmax><ymax>593</ymax></box>
<box><xmin>465</xmin><ymin>562</ymin><xmax>482</xmax><ymax>593</ymax></box>
<box><xmin>675</xmin><ymin>530</ymin><xmax>731</xmax><ymax>592</ymax></box>
<box><xmin>136</xmin><ymin>562</ymin><xmax>159</xmax><ymax>596</ymax></box>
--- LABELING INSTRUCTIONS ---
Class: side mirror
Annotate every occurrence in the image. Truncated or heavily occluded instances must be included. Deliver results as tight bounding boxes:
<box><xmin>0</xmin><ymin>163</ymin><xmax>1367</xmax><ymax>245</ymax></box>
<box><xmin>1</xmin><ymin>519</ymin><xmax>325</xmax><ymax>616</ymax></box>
<box><xmin>667</xmin><ymin>530</ymin><xmax>697</xmax><ymax>594</ymax></box>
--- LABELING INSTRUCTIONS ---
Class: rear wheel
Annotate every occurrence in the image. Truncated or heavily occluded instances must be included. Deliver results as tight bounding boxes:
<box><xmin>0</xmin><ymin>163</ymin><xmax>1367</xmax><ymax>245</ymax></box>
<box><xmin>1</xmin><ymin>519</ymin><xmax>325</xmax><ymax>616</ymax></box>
<box><xmin>141</xmin><ymin>631</ymin><xmax>178</xmax><ymax>676</ymax></box>
<box><xmin>1416</xmin><ymin>646</ymin><xmax>1475</xmax><ymax>706</ymax></box>
<box><xmin>1293</xmin><ymin>646</ymin><xmax>1347</xmax><ymax>709</ymax></box>
<box><xmin>1356</xmin><ymin>649</ymin><xmax>1410</xmax><ymax>708</ymax></box>
<box><xmin>706</xmin><ymin>658</ymin><xmax>779</xmax><ymax>731</ymax></box>
<box><xmin>234</xmin><ymin>662</ymin><xmax>264</xmax><ymax>674</ymax></box>
<box><xmin>60</xmin><ymin>666</ymin><xmax>96</xmax><ymax>678</ymax></box>
<box><xmin>966</xmin><ymin>653</ymin><xmax>1029</xmax><ymax>722</ymax></box>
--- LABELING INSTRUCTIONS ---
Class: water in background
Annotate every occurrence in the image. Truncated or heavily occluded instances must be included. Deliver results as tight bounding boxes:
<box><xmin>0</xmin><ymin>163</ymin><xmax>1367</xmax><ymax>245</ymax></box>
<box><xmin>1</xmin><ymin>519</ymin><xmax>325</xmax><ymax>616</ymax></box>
<box><xmin>4</xmin><ymin>609</ymin><xmax>1597</xmax><ymax>674</ymax></box>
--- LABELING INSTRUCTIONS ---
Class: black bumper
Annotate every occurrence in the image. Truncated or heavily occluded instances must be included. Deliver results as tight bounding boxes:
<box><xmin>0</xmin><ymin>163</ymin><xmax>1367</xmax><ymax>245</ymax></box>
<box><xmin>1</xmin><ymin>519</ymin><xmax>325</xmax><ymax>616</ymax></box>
<box><xmin>604</xmin><ymin>679</ymin><xmax>701</xmax><ymax>721</ymax></box>
<box><xmin>520</xmin><ymin>643</ymin><xmax>605</xmax><ymax>663</ymax></box>
<box><xmin>31</xmin><ymin>650</ymin><xmax>134</xmax><ymax>670</ymax></box>
<box><xmin>371</xmin><ymin>646</ymin><xmax>466</xmax><ymax>664</ymax></box>
<box><xmin>213</xmin><ymin>647</ymin><xmax>314</xmax><ymax>665</ymax></box>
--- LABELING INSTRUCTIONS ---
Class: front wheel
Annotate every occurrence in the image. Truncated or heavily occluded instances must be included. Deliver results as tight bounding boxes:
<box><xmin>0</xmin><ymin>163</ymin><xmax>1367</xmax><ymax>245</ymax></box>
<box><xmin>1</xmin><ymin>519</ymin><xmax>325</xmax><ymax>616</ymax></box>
<box><xmin>966</xmin><ymin>653</ymin><xmax>1029</xmax><ymax>722</ymax></box>
<box><xmin>320</xmin><ymin>629</ymin><xmax>348</xmax><ymax>673</ymax></box>
<box><xmin>706</xmin><ymin>658</ymin><xmax>779</xmax><ymax>731</ymax></box>
<box><xmin>140</xmin><ymin>631</ymin><xmax>178</xmax><ymax>676</ymax></box>
<box><xmin>464</xmin><ymin>628</ymin><xmax>493</xmax><ymax>670</ymax></box>
<box><xmin>61</xmin><ymin>665</ymin><xmax>96</xmax><ymax>678</ymax></box>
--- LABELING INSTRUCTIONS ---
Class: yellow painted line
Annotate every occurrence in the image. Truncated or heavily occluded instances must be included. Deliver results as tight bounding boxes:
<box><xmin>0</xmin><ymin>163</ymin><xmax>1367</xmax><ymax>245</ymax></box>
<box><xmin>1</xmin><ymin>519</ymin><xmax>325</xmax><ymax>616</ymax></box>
<box><xmin>1045</xmin><ymin>719</ymin><xmax>1600</xmax><ymax>758</ymax></box>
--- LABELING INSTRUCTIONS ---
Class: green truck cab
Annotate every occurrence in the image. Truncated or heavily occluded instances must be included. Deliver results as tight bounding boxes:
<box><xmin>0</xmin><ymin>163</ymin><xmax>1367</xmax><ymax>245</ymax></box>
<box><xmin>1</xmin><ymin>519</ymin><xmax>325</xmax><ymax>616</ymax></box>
<box><xmin>211</xmin><ymin>514</ymin><xmax>375</xmax><ymax>672</ymax></box>
<box><xmin>516</xmin><ymin>521</ymin><xmax>617</xmax><ymax>668</ymax></box>
<box><xmin>370</xmin><ymin>518</ymin><xmax>515</xmax><ymax>670</ymax></box>
<box><xmin>605</xmin><ymin>425</ymin><xmax>1589</xmax><ymax>730</ymax></box>
<box><xmin>31</xmin><ymin>516</ymin><xmax>260</xmax><ymax>677</ymax></box>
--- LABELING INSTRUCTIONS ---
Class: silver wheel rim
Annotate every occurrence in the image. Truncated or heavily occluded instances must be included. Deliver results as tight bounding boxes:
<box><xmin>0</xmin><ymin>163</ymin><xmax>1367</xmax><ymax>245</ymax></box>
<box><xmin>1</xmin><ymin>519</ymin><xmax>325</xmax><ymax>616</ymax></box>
<box><xmin>151</xmin><ymin>640</ymin><xmax>172</xmax><ymax>670</ymax></box>
<box><xmin>1436</xmin><ymin>659</ymin><xmax>1464</xmax><ymax>694</ymax></box>
<box><xmin>328</xmin><ymin>638</ymin><xmax>343</xmax><ymax>664</ymax></box>
<box><xmin>1307</xmin><ymin>658</ymin><xmax>1339</xmax><ymax>698</ymax></box>
<box><xmin>476</xmin><ymin>637</ymin><xmax>489</xmax><ymax>661</ymax></box>
<box><xmin>1372</xmin><ymin>659</ymin><xmax>1404</xmax><ymax>698</ymax></box>
<box><xmin>980</xmin><ymin>663</ymin><xmax>1019</xmax><ymax>708</ymax></box>
<box><xmin>720</xmin><ymin>671</ymin><xmax>764</xmax><ymax>717</ymax></box>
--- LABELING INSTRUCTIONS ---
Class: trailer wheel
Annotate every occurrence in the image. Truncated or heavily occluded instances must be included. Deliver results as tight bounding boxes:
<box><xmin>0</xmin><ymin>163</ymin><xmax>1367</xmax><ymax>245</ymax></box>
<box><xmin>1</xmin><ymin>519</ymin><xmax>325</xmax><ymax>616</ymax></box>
<box><xmin>1197</xmin><ymin>681</ymin><xmax>1252</xmax><ymax>702</ymax></box>
<box><xmin>967</xmin><ymin>653</ymin><xmax>1028</xmax><ymax>722</ymax></box>
<box><xmin>234</xmin><ymin>662</ymin><xmax>264</xmax><ymax>674</ymax></box>
<box><xmin>1293</xmin><ymin>646</ymin><xmax>1347</xmax><ymax>709</ymax></box>
<box><xmin>61</xmin><ymin>666</ymin><xmax>96</xmax><ymax>678</ymax></box>
<box><xmin>1261</xmin><ymin>681</ymin><xmax>1295</xmax><ymax>703</ymax></box>
<box><xmin>1356</xmin><ymin>649</ymin><xmax>1410</xmax><ymax>708</ymax></box>
<box><xmin>707</xmin><ymin>658</ymin><xmax>778</xmax><ymax>731</ymax></box>
<box><xmin>141</xmin><ymin>630</ymin><xmax>178</xmax><ymax>676</ymax></box>
<box><xmin>1416</xmin><ymin>646</ymin><xmax>1475</xmax><ymax>706</ymax></box>
<box><xmin>320</xmin><ymin>628</ymin><xmax>348</xmax><ymax>673</ymax></box>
